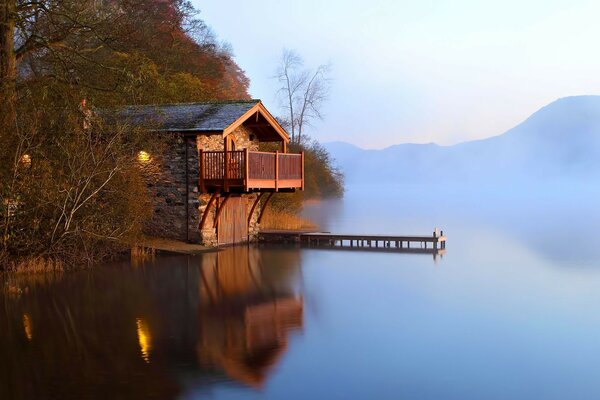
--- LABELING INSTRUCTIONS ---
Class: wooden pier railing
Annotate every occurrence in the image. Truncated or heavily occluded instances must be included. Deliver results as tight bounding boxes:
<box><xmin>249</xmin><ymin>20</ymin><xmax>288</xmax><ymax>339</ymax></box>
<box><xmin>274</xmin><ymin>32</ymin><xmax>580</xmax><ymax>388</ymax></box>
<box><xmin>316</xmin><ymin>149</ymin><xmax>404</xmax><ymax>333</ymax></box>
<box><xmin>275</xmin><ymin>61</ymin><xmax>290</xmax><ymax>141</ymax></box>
<box><xmin>199</xmin><ymin>150</ymin><xmax>304</xmax><ymax>192</ymax></box>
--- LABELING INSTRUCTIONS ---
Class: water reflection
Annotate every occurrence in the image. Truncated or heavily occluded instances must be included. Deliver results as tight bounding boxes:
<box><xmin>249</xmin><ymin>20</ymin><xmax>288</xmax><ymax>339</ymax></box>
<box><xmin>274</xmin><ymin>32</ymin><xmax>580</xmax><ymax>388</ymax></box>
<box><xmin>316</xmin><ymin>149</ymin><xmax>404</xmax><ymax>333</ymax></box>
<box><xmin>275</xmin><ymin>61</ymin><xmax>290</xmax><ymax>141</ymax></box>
<box><xmin>136</xmin><ymin>318</ymin><xmax>152</xmax><ymax>363</ymax></box>
<box><xmin>0</xmin><ymin>246</ymin><xmax>303</xmax><ymax>399</ymax></box>
<box><xmin>22</xmin><ymin>313</ymin><xmax>33</xmax><ymax>341</ymax></box>
<box><xmin>196</xmin><ymin>247</ymin><xmax>303</xmax><ymax>388</ymax></box>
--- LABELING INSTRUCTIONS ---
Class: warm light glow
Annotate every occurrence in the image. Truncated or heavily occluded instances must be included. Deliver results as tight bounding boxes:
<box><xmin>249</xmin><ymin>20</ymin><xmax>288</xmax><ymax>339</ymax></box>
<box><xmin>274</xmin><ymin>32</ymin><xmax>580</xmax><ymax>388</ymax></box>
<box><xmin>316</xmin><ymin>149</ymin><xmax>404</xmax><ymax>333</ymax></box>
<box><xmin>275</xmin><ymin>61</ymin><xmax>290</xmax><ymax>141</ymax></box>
<box><xmin>136</xmin><ymin>318</ymin><xmax>152</xmax><ymax>363</ymax></box>
<box><xmin>20</xmin><ymin>154</ymin><xmax>32</xmax><ymax>167</ymax></box>
<box><xmin>137</xmin><ymin>151</ymin><xmax>151</xmax><ymax>163</ymax></box>
<box><xmin>23</xmin><ymin>314</ymin><xmax>33</xmax><ymax>341</ymax></box>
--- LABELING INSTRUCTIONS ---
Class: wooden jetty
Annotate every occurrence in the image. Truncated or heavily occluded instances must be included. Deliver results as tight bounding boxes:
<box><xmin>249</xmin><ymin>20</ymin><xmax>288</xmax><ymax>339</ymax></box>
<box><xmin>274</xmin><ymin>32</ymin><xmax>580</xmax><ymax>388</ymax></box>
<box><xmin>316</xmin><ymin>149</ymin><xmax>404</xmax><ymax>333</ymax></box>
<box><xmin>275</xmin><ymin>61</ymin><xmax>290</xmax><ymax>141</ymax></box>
<box><xmin>259</xmin><ymin>230</ymin><xmax>447</xmax><ymax>256</ymax></box>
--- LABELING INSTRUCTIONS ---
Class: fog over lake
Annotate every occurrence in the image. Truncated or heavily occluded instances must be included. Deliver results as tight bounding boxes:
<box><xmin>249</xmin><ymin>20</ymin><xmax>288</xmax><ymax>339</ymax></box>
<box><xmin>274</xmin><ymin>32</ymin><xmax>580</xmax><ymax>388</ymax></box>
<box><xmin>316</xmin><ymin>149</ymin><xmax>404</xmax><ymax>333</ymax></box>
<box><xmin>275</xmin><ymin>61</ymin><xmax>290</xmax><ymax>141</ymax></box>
<box><xmin>4</xmin><ymin>178</ymin><xmax>600</xmax><ymax>399</ymax></box>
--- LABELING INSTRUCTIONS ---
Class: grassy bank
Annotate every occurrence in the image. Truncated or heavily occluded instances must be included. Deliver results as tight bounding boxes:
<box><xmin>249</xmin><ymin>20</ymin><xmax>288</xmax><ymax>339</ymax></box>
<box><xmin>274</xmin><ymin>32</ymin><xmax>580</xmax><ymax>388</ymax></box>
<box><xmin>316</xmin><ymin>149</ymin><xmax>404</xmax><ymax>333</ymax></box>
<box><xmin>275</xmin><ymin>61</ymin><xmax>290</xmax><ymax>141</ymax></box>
<box><xmin>259</xmin><ymin>209</ymin><xmax>318</xmax><ymax>231</ymax></box>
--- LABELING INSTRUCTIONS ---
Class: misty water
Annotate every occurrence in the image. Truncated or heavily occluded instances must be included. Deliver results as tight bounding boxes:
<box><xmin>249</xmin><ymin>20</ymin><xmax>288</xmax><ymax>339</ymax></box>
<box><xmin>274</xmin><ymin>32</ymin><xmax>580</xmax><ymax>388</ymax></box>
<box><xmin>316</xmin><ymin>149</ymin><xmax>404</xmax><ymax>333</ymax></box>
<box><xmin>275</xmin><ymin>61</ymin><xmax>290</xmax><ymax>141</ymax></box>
<box><xmin>3</xmin><ymin>182</ymin><xmax>600</xmax><ymax>399</ymax></box>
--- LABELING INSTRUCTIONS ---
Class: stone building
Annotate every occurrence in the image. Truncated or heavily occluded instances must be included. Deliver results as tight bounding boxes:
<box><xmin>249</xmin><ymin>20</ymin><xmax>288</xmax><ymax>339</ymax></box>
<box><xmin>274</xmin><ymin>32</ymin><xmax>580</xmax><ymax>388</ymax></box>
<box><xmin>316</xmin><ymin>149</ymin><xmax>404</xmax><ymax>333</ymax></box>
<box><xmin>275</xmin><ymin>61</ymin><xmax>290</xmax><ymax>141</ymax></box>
<box><xmin>120</xmin><ymin>100</ymin><xmax>304</xmax><ymax>246</ymax></box>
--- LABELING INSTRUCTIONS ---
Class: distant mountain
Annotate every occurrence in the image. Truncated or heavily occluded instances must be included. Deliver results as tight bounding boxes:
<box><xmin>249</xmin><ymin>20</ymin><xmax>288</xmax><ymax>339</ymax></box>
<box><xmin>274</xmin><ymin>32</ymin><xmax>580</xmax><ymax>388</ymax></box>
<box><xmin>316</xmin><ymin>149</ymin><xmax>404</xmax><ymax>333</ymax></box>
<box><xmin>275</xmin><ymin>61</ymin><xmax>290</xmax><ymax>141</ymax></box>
<box><xmin>325</xmin><ymin>96</ymin><xmax>600</xmax><ymax>183</ymax></box>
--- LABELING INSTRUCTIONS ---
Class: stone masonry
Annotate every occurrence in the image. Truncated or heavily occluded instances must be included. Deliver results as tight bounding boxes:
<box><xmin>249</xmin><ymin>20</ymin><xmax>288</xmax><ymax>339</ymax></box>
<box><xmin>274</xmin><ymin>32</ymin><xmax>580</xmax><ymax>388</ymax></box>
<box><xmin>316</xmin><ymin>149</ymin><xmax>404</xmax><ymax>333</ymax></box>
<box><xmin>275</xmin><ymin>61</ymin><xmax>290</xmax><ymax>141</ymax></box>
<box><xmin>142</xmin><ymin>135</ymin><xmax>200</xmax><ymax>243</ymax></box>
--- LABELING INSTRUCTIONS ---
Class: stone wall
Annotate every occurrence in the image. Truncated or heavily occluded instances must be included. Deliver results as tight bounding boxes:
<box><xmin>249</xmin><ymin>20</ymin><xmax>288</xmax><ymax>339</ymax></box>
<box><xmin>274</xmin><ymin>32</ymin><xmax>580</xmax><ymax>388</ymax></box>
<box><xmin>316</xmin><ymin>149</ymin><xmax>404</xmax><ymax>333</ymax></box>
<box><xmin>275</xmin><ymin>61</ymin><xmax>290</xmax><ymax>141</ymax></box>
<box><xmin>195</xmin><ymin>125</ymin><xmax>260</xmax><ymax>152</ymax></box>
<box><xmin>198</xmin><ymin>193</ymin><xmax>218</xmax><ymax>246</ymax></box>
<box><xmin>197</xmin><ymin>134</ymin><xmax>223</xmax><ymax>152</ymax></box>
<box><xmin>230</xmin><ymin>125</ymin><xmax>260</xmax><ymax>151</ymax></box>
<box><xmin>142</xmin><ymin>135</ymin><xmax>200</xmax><ymax>243</ymax></box>
<box><xmin>247</xmin><ymin>193</ymin><xmax>261</xmax><ymax>240</ymax></box>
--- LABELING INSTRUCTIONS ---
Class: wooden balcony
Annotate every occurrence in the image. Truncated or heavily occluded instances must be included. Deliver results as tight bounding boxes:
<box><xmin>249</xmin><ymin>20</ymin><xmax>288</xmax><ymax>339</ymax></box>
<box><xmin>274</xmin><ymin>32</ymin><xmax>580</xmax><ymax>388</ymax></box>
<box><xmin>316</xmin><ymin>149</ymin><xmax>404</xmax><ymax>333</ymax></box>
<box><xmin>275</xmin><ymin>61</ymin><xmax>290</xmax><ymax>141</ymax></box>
<box><xmin>199</xmin><ymin>149</ymin><xmax>304</xmax><ymax>193</ymax></box>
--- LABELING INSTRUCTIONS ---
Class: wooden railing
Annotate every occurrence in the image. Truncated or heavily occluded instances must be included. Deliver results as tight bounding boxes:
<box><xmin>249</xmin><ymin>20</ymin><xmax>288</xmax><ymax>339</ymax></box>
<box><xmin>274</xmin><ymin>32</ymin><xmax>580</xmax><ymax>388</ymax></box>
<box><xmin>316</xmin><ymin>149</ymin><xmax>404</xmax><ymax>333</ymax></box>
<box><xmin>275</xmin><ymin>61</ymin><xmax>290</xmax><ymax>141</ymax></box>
<box><xmin>278</xmin><ymin>153</ymin><xmax>303</xmax><ymax>180</ymax></box>
<box><xmin>248</xmin><ymin>151</ymin><xmax>276</xmax><ymax>180</ymax></box>
<box><xmin>202</xmin><ymin>150</ymin><xmax>245</xmax><ymax>180</ymax></box>
<box><xmin>199</xmin><ymin>149</ymin><xmax>303</xmax><ymax>191</ymax></box>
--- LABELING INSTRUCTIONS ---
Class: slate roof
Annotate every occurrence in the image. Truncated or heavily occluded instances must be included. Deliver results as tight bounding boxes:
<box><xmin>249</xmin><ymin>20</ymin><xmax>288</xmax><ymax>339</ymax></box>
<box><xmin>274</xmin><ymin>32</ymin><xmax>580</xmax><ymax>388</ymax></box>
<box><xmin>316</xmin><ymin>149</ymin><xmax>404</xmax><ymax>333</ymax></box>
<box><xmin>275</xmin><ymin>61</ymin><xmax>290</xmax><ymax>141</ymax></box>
<box><xmin>116</xmin><ymin>100</ymin><xmax>260</xmax><ymax>132</ymax></box>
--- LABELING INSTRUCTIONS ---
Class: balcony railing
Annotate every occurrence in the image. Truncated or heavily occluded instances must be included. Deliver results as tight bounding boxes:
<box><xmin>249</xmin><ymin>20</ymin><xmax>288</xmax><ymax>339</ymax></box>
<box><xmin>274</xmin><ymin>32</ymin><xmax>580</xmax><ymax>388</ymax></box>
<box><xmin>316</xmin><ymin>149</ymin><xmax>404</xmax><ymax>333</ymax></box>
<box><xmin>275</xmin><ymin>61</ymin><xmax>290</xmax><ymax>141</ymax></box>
<box><xmin>199</xmin><ymin>149</ymin><xmax>304</xmax><ymax>192</ymax></box>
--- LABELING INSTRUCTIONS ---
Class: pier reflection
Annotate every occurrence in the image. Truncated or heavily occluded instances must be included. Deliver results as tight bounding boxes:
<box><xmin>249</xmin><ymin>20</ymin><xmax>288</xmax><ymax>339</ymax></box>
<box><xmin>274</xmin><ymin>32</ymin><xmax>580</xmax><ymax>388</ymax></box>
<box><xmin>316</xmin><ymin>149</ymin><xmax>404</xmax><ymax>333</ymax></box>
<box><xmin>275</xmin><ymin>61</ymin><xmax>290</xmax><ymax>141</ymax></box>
<box><xmin>196</xmin><ymin>246</ymin><xmax>303</xmax><ymax>388</ymax></box>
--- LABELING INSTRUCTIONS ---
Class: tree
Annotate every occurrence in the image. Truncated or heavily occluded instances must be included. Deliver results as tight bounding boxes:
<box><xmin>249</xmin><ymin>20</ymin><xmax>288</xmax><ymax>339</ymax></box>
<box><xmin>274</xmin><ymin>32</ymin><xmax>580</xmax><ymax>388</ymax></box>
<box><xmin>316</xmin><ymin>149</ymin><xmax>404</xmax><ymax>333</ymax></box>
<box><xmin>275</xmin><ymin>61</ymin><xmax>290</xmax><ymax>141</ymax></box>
<box><xmin>274</xmin><ymin>49</ymin><xmax>331</xmax><ymax>144</ymax></box>
<box><xmin>0</xmin><ymin>0</ymin><xmax>252</xmax><ymax>267</ymax></box>
<box><xmin>0</xmin><ymin>0</ymin><xmax>17</xmax><ymax>131</ymax></box>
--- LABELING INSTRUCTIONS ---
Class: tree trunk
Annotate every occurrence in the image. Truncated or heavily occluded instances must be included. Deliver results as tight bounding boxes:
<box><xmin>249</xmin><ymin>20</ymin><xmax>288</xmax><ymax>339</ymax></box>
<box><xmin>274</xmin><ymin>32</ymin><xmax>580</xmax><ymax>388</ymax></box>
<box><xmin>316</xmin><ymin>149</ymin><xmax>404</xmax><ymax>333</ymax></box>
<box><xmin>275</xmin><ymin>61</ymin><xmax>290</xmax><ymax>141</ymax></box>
<box><xmin>0</xmin><ymin>0</ymin><xmax>17</xmax><ymax>132</ymax></box>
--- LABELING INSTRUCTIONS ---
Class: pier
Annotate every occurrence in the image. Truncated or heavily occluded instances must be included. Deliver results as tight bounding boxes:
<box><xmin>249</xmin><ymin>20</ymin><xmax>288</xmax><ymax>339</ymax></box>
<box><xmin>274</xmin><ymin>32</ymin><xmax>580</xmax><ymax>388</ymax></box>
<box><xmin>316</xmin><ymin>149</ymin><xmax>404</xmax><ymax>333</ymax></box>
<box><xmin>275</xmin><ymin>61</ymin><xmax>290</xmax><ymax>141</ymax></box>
<box><xmin>259</xmin><ymin>230</ymin><xmax>447</xmax><ymax>258</ymax></box>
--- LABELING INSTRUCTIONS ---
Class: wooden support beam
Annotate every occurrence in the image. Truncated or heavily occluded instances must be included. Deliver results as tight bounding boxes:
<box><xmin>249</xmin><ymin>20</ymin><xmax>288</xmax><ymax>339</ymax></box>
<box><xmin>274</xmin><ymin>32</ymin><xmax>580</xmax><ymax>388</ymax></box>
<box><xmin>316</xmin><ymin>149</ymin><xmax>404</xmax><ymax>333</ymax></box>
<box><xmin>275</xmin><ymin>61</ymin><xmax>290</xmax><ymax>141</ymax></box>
<box><xmin>198</xmin><ymin>192</ymin><xmax>219</xmax><ymax>231</ymax></box>
<box><xmin>247</xmin><ymin>192</ymin><xmax>266</xmax><ymax>227</ymax></box>
<box><xmin>214</xmin><ymin>193</ymin><xmax>231</xmax><ymax>228</ymax></box>
<box><xmin>257</xmin><ymin>192</ymin><xmax>275</xmax><ymax>225</ymax></box>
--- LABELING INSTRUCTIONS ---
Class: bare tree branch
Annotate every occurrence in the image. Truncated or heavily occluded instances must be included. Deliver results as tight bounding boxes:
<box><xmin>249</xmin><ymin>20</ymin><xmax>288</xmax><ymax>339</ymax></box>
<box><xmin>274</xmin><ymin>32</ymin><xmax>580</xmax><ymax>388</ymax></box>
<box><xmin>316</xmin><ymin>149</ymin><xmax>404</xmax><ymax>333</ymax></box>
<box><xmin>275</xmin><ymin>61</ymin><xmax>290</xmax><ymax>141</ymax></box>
<box><xmin>273</xmin><ymin>49</ymin><xmax>331</xmax><ymax>144</ymax></box>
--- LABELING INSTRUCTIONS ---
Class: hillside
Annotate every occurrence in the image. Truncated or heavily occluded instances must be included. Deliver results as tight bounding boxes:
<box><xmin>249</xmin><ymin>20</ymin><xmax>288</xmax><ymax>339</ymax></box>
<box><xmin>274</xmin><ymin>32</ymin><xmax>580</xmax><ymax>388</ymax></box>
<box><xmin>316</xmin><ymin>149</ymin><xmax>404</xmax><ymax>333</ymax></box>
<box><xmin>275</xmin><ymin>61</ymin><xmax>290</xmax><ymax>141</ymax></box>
<box><xmin>326</xmin><ymin>96</ymin><xmax>600</xmax><ymax>183</ymax></box>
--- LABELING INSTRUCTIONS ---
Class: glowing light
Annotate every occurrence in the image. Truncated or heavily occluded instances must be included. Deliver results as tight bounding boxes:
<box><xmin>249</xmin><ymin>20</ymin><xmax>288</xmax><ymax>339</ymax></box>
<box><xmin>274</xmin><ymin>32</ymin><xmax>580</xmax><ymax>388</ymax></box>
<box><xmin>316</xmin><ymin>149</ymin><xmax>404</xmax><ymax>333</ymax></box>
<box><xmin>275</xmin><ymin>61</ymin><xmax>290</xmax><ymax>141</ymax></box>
<box><xmin>23</xmin><ymin>314</ymin><xmax>33</xmax><ymax>341</ymax></box>
<box><xmin>137</xmin><ymin>151</ymin><xmax>151</xmax><ymax>163</ymax></box>
<box><xmin>20</xmin><ymin>154</ymin><xmax>31</xmax><ymax>168</ymax></box>
<box><xmin>136</xmin><ymin>318</ymin><xmax>152</xmax><ymax>363</ymax></box>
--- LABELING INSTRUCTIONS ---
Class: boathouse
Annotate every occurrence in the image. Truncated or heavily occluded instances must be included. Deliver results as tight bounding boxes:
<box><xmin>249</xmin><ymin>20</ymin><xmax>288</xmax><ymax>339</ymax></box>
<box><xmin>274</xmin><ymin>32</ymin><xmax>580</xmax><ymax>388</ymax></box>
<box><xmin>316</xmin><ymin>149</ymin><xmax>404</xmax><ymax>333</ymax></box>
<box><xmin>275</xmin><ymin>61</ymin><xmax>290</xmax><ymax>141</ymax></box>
<box><xmin>120</xmin><ymin>100</ymin><xmax>304</xmax><ymax>246</ymax></box>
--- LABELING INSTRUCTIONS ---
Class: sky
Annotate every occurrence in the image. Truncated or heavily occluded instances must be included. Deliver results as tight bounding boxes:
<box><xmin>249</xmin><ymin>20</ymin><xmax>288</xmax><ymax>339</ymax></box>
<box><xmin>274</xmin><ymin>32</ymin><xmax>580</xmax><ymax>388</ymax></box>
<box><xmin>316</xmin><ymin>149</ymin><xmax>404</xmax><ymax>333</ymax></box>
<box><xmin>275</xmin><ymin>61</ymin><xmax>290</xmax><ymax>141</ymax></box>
<box><xmin>195</xmin><ymin>0</ymin><xmax>600</xmax><ymax>149</ymax></box>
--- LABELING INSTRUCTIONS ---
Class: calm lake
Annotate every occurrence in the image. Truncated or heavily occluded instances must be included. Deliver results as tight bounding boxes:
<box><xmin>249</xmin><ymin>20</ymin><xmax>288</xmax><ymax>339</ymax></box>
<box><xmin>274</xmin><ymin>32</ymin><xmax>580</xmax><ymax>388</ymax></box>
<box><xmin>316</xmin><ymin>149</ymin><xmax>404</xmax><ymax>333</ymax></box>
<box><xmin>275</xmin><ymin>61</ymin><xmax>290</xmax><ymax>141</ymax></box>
<box><xmin>3</xmin><ymin>182</ymin><xmax>600</xmax><ymax>399</ymax></box>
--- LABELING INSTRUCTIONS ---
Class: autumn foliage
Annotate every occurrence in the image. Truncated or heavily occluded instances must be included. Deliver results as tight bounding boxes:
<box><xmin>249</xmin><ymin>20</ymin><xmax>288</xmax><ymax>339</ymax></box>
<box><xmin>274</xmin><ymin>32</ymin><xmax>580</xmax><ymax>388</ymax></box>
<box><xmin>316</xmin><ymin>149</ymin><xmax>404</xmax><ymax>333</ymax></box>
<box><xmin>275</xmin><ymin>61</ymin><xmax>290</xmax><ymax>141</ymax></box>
<box><xmin>0</xmin><ymin>0</ymin><xmax>250</xmax><ymax>268</ymax></box>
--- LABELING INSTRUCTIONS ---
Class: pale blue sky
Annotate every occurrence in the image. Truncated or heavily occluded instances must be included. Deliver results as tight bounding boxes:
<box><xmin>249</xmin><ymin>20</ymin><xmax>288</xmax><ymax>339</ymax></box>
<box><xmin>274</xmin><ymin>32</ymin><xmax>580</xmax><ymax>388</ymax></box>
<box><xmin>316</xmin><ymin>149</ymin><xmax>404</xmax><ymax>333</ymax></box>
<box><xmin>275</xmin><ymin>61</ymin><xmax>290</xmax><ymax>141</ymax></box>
<box><xmin>196</xmin><ymin>0</ymin><xmax>600</xmax><ymax>148</ymax></box>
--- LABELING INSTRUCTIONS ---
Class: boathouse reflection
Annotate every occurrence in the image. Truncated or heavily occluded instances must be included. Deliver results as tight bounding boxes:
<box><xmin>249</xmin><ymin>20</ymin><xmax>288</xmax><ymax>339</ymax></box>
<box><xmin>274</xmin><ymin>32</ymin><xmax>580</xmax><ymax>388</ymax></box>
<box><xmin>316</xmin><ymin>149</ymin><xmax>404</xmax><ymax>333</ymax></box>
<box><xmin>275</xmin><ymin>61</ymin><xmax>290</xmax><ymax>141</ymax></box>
<box><xmin>196</xmin><ymin>246</ymin><xmax>303</xmax><ymax>388</ymax></box>
<box><xmin>0</xmin><ymin>246</ymin><xmax>304</xmax><ymax>399</ymax></box>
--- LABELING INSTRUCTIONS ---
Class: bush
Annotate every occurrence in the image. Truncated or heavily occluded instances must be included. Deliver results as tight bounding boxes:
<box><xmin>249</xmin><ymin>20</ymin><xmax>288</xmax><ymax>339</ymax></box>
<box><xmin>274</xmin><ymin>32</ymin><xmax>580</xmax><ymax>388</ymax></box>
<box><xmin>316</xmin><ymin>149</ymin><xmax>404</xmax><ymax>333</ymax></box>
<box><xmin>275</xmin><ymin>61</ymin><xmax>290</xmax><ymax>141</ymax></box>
<box><xmin>0</xmin><ymin>92</ymin><xmax>161</xmax><ymax>269</ymax></box>
<box><xmin>262</xmin><ymin>137</ymin><xmax>344</xmax><ymax>215</ymax></box>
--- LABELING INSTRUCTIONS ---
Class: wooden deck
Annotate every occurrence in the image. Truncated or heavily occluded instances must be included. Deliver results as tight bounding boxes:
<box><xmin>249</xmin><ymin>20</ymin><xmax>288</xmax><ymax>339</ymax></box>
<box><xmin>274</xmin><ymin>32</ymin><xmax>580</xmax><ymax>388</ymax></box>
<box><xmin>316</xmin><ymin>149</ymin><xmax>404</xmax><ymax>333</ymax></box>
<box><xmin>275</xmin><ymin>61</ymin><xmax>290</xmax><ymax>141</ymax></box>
<box><xmin>200</xmin><ymin>149</ymin><xmax>304</xmax><ymax>192</ymax></box>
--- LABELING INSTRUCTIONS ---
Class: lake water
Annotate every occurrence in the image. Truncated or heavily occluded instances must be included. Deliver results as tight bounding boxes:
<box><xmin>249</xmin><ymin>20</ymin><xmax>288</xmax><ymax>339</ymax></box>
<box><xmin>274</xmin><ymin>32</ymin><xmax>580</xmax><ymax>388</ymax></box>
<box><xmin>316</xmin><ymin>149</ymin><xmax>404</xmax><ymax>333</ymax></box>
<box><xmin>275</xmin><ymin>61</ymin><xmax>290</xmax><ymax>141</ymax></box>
<box><xmin>3</xmin><ymin>182</ymin><xmax>600</xmax><ymax>399</ymax></box>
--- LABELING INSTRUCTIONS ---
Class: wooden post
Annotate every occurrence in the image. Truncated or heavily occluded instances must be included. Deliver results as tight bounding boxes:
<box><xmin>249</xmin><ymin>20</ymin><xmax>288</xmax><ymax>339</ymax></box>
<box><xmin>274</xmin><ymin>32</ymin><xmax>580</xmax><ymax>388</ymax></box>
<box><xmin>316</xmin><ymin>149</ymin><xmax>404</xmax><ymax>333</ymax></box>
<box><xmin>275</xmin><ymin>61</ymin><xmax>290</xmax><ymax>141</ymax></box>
<box><xmin>275</xmin><ymin>150</ymin><xmax>279</xmax><ymax>192</ymax></box>
<box><xmin>244</xmin><ymin>148</ymin><xmax>249</xmax><ymax>192</ymax></box>
<box><xmin>214</xmin><ymin>193</ymin><xmax>231</xmax><ymax>228</ymax></box>
<box><xmin>199</xmin><ymin>149</ymin><xmax>205</xmax><ymax>193</ymax></box>
<box><xmin>223</xmin><ymin>140</ymin><xmax>229</xmax><ymax>192</ymax></box>
<box><xmin>257</xmin><ymin>191</ymin><xmax>275</xmax><ymax>225</ymax></box>
<box><xmin>199</xmin><ymin>192</ymin><xmax>219</xmax><ymax>231</ymax></box>
<box><xmin>300</xmin><ymin>151</ymin><xmax>305</xmax><ymax>191</ymax></box>
<box><xmin>247</xmin><ymin>192</ymin><xmax>265</xmax><ymax>227</ymax></box>
<box><xmin>282</xmin><ymin>140</ymin><xmax>287</xmax><ymax>153</ymax></box>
